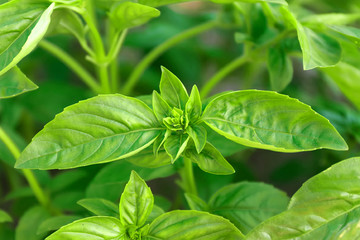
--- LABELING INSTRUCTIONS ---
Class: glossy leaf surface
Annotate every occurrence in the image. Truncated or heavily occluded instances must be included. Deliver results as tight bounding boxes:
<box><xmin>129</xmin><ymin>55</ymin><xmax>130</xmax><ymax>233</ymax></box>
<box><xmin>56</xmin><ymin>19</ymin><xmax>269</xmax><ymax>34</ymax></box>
<box><xmin>186</xmin><ymin>125</ymin><xmax>207</xmax><ymax>153</ymax></box>
<box><xmin>209</xmin><ymin>182</ymin><xmax>289</xmax><ymax>234</ymax></box>
<box><xmin>281</xmin><ymin>7</ymin><xmax>341</xmax><ymax>70</ymax></box>
<box><xmin>120</xmin><ymin>171</ymin><xmax>153</xmax><ymax>227</ymax></box>
<box><xmin>246</xmin><ymin>157</ymin><xmax>360</xmax><ymax>239</ymax></box>
<box><xmin>0</xmin><ymin>66</ymin><xmax>38</xmax><ymax>99</ymax></box>
<box><xmin>78</xmin><ymin>198</ymin><xmax>119</xmax><ymax>218</ymax></box>
<box><xmin>145</xmin><ymin>210</ymin><xmax>244</xmax><ymax>239</ymax></box>
<box><xmin>185</xmin><ymin>85</ymin><xmax>202</xmax><ymax>122</ymax></box>
<box><xmin>164</xmin><ymin>134</ymin><xmax>190</xmax><ymax>162</ymax></box>
<box><xmin>184</xmin><ymin>142</ymin><xmax>235</xmax><ymax>175</ymax></box>
<box><xmin>16</xmin><ymin>94</ymin><xmax>163</xmax><ymax>169</ymax></box>
<box><xmin>127</xmin><ymin>147</ymin><xmax>171</xmax><ymax>168</ymax></box>
<box><xmin>139</xmin><ymin>0</ymin><xmax>193</xmax><ymax>7</ymax></box>
<box><xmin>46</xmin><ymin>217</ymin><xmax>125</xmax><ymax>240</ymax></box>
<box><xmin>202</xmin><ymin>90</ymin><xmax>347</xmax><ymax>152</ymax></box>
<box><xmin>159</xmin><ymin>66</ymin><xmax>189</xmax><ymax>109</ymax></box>
<box><xmin>267</xmin><ymin>47</ymin><xmax>293</xmax><ymax>92</ymax></box>
<box><xmin>0</xmin><ymin>1</ymin><xmax>54</xmax><ymax>75</ymax></box>
<box><xmin>110</xmin><ymin>2</ymin><xmax>160</xmax><ymax>31</ymax></box>
<box><xmin>152</xmin><ymin>91</ymin><xmax>171</xmax><ymax>122</ymax></box>
<box><xmin>322</xmin><ymin>62</ymin><xmax>360</xmax><ymax>110</ymax></box>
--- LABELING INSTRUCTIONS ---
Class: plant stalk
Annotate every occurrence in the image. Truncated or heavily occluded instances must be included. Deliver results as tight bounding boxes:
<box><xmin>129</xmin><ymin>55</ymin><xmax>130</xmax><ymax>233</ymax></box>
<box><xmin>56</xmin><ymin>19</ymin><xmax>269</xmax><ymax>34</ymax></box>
<box><xmin>182</xmin><ymin>158</ymin><xmax>198</xmax><ymax>196</ymax></box>
<box><xmin>200</xmin><ymin>30</ymin><xmax>292</xmax><ymax>98</ymax></box>
<box><xmin>39</xmin><ymin>40</ymin><xmax>102</xmax><ymax>93</ymax></box>
<box><xmin>0</xmin><ymin>127</ymin><xmax>50</xmax><ymax>210</ymax></box>
<box><xmin>123</xmin><ymin>21</ymin><xmax>218</xmax><ymax>95</ymax></box>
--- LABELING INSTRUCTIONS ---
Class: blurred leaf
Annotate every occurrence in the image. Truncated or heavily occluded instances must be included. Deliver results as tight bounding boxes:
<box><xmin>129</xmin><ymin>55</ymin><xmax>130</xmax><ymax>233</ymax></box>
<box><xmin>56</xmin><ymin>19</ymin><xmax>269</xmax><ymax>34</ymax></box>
<box><xmin>78</xmin><ymin>198</ymin><xmax>119</xmax><ymax>218</ymax></box>
<box><xmin>185</xmin><ymin>193</ymin><xmax>208</xmax><ymax>211</ymax></box>
<box><xmin>281</xmin><ymin>7</ymin><xmax>341</xmax><ymax>70</ymax></box>
<box><xmin>47</xmin><ymin>169</ymin><xmax>87</xmax><ymax>193</ymax></box>
<box><xmin>37</xmin><ymin>215</ymin><xmax>81</xmax><ymax>235</ymax></box>
<box><xmin>322</xmin><ymin>62</ymin><xmax>360</xmax><ymax>110</ymax></box>
<box><xmin>110</xmin><ymin>2</ymin><xmax>160</xmax><ymax>31</ymax></box>
<box><xmin>5</xmin><ymin>187</ymin><xmax>33</xmax><ymax>201</ymax></box>
<box><xmin>53</xmin><ymin>191</ymin><xmax>84</xmax><ymax>212</ymax></box>
<box><xmin>15</xmin><ymin>206</ymin><xmax>50</xmax><ymax>240</ymax></box>
<box><xmin>0</xmin><ymin>67</ymin><xmax>38</xmax><ymax>99</ymax></box>
<box><xmin>267</xmin><ymin>47</ymin><xmax>293</xmax><ymax>92</ymax></box>
<box><xmin>301</xmin><ymin>13</ymin><xmax>360</xmax><ymax>27</ymax></box>
<box><xmin>212</xmin><ymin>0</ymin><xmax>287</xmax><ymax>5</ymax></box>
<box><xmin>139</xmin><ymin>0</ymin><xmax>194</xmax><ymax>7</ymax></box>
<box><xmin>0</xmin><ymin>210</ymin><xmax>12</xmax><ymax>223</ymax></box>
<box><xmin>209</xmin><ymin>182</ymin><xmax>289</xmax><ymax>234</ymax></box>
<box><xmin>146</xmin><ymin>205</ymin><xmax>165</xmax><ymax>223</ymax></box>
<box><xmin>329</xmin><ymin>25</ymin><xmax>360</xmax><ymax>46</ymax></box>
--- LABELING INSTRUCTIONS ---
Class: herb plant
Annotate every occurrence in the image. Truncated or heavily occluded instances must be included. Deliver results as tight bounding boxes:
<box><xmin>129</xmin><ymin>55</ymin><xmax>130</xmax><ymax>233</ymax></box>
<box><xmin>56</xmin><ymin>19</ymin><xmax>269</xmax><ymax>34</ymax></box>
<box><xmin>1</xmin><ymin>0</ymin><xmax>360</xmax><ymax>239</ymax></box>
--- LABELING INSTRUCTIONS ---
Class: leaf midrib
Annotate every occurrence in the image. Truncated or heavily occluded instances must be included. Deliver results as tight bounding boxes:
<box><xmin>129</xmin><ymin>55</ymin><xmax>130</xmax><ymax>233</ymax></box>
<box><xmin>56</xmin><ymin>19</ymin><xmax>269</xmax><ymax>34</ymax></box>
<box><xmin>20</xmin><ymin>127</ymin><xmax>165</xmax><ymax>162</ymax></box>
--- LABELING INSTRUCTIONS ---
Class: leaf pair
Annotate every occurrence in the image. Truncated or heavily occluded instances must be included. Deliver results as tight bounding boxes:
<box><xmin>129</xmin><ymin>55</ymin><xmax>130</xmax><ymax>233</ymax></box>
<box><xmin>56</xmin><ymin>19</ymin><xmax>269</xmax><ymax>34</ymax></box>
<box><xmin>47</xmin><ymin>171</ymin><xmax>244</xmax><ymax>239</ymax></box>
<box><xmin>16</xmin><ymin>67</ymin><xmax>347</xmax><ymax>174</ymax></box>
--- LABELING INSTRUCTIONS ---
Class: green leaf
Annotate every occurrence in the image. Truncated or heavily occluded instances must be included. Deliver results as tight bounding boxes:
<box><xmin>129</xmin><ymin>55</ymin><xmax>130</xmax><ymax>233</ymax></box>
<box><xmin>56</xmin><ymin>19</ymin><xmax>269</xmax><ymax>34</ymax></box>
<box><xmin>300</xmin><ymin>13</ymin><xmax>360</xmax><ymax>27</ymax></box>
<box><xmin>0</xmin><ymin>66</ymin><xmax>38</xmax><ymax>99</ymax></box>
<box><xmin>184</xmin><ymin>142</ymin><xmax>235</xmax><ymax>175</ymax></box>
<box><xmin>147</xmin><ymin>205</ymin><xmax>165</xmax><ymax>224</ymax></box>
<box><xmin>212</xmin><ymin>0</ymin><xmax>288</xmax><ymax>5</ymax></box>
<box><xmin>185</xmin><ymin>85</ymin><xmax>202</xmax><ymax>122</ymax></box>
<box><xmin>329</xmin><ymin>25</ymin><xmax>360</xmax><ymax>46</ymax></box>
<box><xmin>334</xmin><ymin>220</ymin><xmax>360</xmax><ymax>240</ymax></box>
<box><xmin>78</xmin><ymin>198</ymin><xmax>119</xmax><ymax>218</ymax></box>
<box><xmin>120</xmin><ymin>171</ymin><xmax>154</xmax><ymax>228</ymax></box>
<box><xmin>153</xmin><ymin>130</ymin><xmax>170</xmax><ymax>157</ymax></box>
<box><xmin>160</xmin><ymin>66</ymin><xmax>189</xmax><ymax>109</ymax></box>
<box><xmin>47</xmin><ymin>169</ymin><xmax>87</xmax><ymax>192</ymax></box>
<box><xmin>281</xmin><ymin>7</ymin><xmax>341</xmax><ymax>70</ymax></box>
<box><xmin>186</xmin><ymin>125</ymin><xmax>207</xmax><ymax>153</ymax></box>
<box><xmin>267</xmin><ymin>47</ymin><xmax>293</xmax><ymax>92</ymax></box>
<box><xmin>0</xmin><ymin>210</ymin><xmax>12</xmax><ymax>223</ymax></box>
<box><xmin>185</xmin><ymin>193</ymin><xmax>208</xmax><ymax>211</ymax></box>
<box><xmin>128</xmin><ymin>147</ymin><xmax>172</xmax><ymax>168</ymax></box>
<box><xmin>152</xmin><ymin>90</ymin><xmax>172</xmax><ymax>122</ymax></box>
<box><xmin>164</xmin><ymin>134</ymin><xmax>190</xmax><ymax>162</ymax></box>
<box><xmin>110</xmin><ymin>2</ymin><xmax>160</xmax><ymax>31</ymax></box>
<box><xmin>0</xmin><ymin>1</ymin><xmax>55</xmax><ymax>76</ymax></box>
<box><xmin>16</xmin><ymin>206</ymin><xmax>50</xmax><ymax>240</ymax></box>
<box><xmin>16</xmin><ymin>94</ymin><xmax>163</xmax><ymax>169</ymax></box>
<box><xmin>45</xmin><ymin>216</ymin><xmax>125</xmax><ymax>240</ymax></box>
<box><xmin>138</xmin><ymin>0</ymin><xmax>194</xmax><ymax>7</ymax></box>
<box><xmin>246</xmin><ymin>157</ymin><xmax>360</xmax><ymax>239</ymax></box>
<box><xmin>144</xmin><ymin>210</ymin><xmax>244</xmax><ymax>239</ymax></box>
<box><xmin>37</xmin><ymin>215</ymin><xmax>82</xmax><ymax>235</ymax></box>
<box><xmin>209</xmin><ymin>182</ymin><xmax>289</xmax><ymax>234</ymax></box>
<box><xmin>202</xmin><ymin>90</ymin><xmax>348</xmax><ymax>152</ymax></box>
<box><xmin>86</xmin><ymin>161</ymin><xmax>175</xmax><ymax>202</ymax></box>
<box><xmin>322</xmin><ymin>62</ymin><xmax>360</xmax><ymax>110</ymax></box>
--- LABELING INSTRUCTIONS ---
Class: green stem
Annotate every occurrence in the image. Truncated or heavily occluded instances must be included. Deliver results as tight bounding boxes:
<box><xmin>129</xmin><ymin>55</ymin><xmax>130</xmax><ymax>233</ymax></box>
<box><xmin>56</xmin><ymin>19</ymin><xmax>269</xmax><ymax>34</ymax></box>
<box><xmin>123</xmin><ymin>21</ymin><xmax>218</xmax><ymax>95</ymax></box>
<box><xmin>84</xmin><ymin>0</ymin><xmax>110</xmax><ymax>93</ymax></box>
<box><xmin>182</xmin><ymin>158</ymin><xmax>198</xmax><ymax>196</ymax></box>
<box><xmin>39</xmin><ymin>40</ymin><xmax>101</xmax><ymax>93</ymax></box>
<box><xmin>200</xmin><ymin>54</ymin><xmax>249</xmax><ymax>98</ymax></box>
<box><xmin>0</xmin><ymin>127</ymin><xmax>50</xmax><ymax>210</ymax></box>
<box><xmin>200</xmin><ymin>30</ymin><xmax>292</xmax><ymax>98</ymax></box>
<box><xmin>108</xmin><ymin>29</ymin><xmax>128</xmax><ymax>92</ymax></box>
